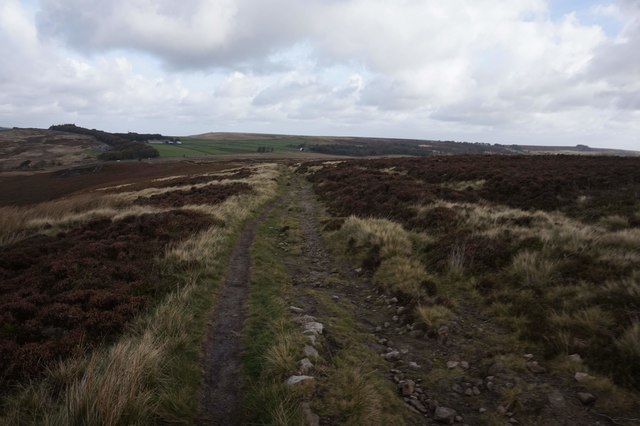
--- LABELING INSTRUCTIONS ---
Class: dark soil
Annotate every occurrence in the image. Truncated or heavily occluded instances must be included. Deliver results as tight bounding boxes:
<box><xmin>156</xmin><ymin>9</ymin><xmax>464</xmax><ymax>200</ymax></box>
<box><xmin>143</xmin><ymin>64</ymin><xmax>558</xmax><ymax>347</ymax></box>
<box><xmin>0</xmin><ymin>210</ymin><xmax>215</xmax><ymax>387</ymax></box>
<box><xmin>198</xmin><ymin>201</ymin><xmax>278</xmax><ymax>426</ymax></box>
<box><xmin>135</xmin><ymin>182</ymin><xmax>252</xmax><ymax>208</ymax></box>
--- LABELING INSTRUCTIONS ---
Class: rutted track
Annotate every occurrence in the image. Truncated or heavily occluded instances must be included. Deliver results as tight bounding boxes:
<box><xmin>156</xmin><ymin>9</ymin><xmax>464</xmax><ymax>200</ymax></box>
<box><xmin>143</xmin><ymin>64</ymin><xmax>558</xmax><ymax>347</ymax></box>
<box><xmin>198</xmin><ymin>200</ymin><xmax>279</xmax><ymax>425</ymax></box>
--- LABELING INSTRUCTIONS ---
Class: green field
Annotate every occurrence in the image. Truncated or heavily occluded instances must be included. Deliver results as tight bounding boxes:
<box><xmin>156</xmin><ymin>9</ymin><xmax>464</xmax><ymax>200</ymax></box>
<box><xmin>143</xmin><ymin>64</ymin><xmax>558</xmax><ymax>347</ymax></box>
<box><xmin>153</xmin><ymin>138</ymin><xmax>304</xmax><ymax>157</ymax></box>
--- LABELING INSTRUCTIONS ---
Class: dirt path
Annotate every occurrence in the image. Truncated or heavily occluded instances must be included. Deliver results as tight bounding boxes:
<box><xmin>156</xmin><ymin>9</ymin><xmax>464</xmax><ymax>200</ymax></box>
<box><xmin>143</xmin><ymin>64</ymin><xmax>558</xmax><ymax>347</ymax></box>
<box><xmin>198</xmin><ymin>174</ymin><xmax>618</xmax><ymax>425</ymax></box>
<box><xmin>198</xmin><ymin>201</ymin><xmax>278</xmax><ymax>425</ymax></box>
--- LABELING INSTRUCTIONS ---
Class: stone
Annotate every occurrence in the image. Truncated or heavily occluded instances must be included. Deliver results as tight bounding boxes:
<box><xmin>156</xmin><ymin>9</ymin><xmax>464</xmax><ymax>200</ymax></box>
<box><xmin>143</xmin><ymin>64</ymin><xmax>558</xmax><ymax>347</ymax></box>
<box><xmin>286</xmin><ymin>375</ymin><xmax>315</xmax><ymax>386</ymax></box>
<box><xmin>526</xmin><ymin>361</ymin><xmax>546</xmax><ymax>374</ymax></box>
<box><xmin>295</xmin><ymin>315</ymin><xmax>316</xmax><ymax>324</ymax></box>
<box><xmin>460</xmin><ymin>361</ymin><xmax>469</xmax><ymax>369</ymax></box>
<box><xmin>452</xmin><ymin>384</ymin><xmax>463</xmax><ymax>394</ymax></box>
<box><xmin>479</xmin><ymin>407</ymin><xmax>487</xmax><ymax>413</ymax></box>
<box><xmin>472</xmin><ymin>386</ymin><xmax>481</xmax><ymax>395</ymax></box>
<box><xmin>523</xmin><ymin>353</ymin><xmax>535</xmax><ymax>360</ymax></box>
<box><xmin>569</xmin><ymin>353</ymin><xmax>583</xmax><ymax>363</ymax></box>
<box><xmin>574</xmin><ymin>372</ymin><xmax>594</xmax><ymax>383</ymax></box>
<box><xmin>408</xmin><ymin>361</ymin><xmax>421</xmax><ymax>370</ymax></box>
<box><xmin>548</xmin><ymin>391</ymin><xmax>566</xmax><ymax>408</ymax></box>
<box><xmin>389</xmin><ymin>297</ymin><xmax>399</xmax><ymax>304</ymax></box>
<box><xmin>304</xmin><ymin>345</ymin><xmax>319</xmax><ymax>360</ymax></box>
<box><xmin>426</xmin><ymin>399</ymin><xmax>439</xmax><ymax>413</ymax></box>
<box><xmin>433</xmin><ymin>406</ymin><xmax>457</xmax><ymax>424</ymax></box>
<box><xmin>392</xmin><ymin>315</ymin><xmax>399</xmax><ymax>322</ymax></box>
<box><xmin>455</xmin><ymin>416</ymin><xmax>463</xmax><ymax>423</ymax></box>
<box><xmin>401</xmin><ymin>380</ymin><xmax>416</xmax><ymax>396</ymax></box>
<box><xmin>378</xmin><ymin>337</ymin><xmax>388</xmax><ymax>345</ymax></box>
<box><xmin>299</xmin><ymin>358</ymin><xmax>314</xmax><ymax>374</ymax></box>
<box><xmin>464</xmin><ymin>388</ymin><xmax>473</xmax><ymax>397</ymax></box>
<box><xmin>301</xmin><ymin>402</ymin><xmax>320</xmax><ymax>426</ymax></box>
<box><xmin>446</xmin><ymin>361</ymin><xmax>459</xmax><ymax>369</ymax></box>
<box><xmin>289</xmin><ymin>306</ymin><xmax>304</xmax><ymax>313</ymax></box>
<box><xmin>331</xmin><ymin>295</ymin><xmax>339</xmax><ymax>300</ymax></box>
<box><xmin>497</xmin><ymin>405</ymin><xmax>507</xmax><ymax>415</ymax></box>
<box><xmin>307</xmin><ymin>335</ymin><xmax>317</xmax><ymax>346</ymax></box>
<box><xmin>303</xmin><ymin>322</ymin><xmax>324</xmax><ymax>336</ymax></box>
<box><xmin>384</xmin><ymin>322</ymin><xmax>391</xmax><ymax>328</ymax></box>
<box><xmin>486</xmin><ymin>381</ymin><xmax>494</xmax><ymax>391</ymax></box>
<box><xmin>577</xmin><ymin>392</ymin><xmax>596</xmax><ymax>406</ymax></box>
<box><xmin>381</xmin><ymin>350</ymin><xmax>401</xmax><ymax>361</ymax></box>
<box><xmin>397</xmin><ymin>306</ymin><xmax>407</xmax><ymax>315</ymax></box>
<box><xmin>509</xmin><ymin>418</ymin><xmax>519</xmax><ymax>424</ymax></box>
<box><xmin>375</xmin><ymin>326</ymin><xmax>383</xmax><ymax>332</ymax></box>
<box><xmin>408</xmin><ymin>399</ymin><xmax>428</xmax><ymax>414</ymax></box>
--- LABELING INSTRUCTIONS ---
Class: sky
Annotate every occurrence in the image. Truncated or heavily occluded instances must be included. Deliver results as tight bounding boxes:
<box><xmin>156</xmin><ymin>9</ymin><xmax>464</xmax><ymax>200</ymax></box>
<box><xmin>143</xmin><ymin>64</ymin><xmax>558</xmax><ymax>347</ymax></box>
<box><xmin>1</xmin><ymin>0</ymin><xmax>639</xmax><ymax>149</ymax></box>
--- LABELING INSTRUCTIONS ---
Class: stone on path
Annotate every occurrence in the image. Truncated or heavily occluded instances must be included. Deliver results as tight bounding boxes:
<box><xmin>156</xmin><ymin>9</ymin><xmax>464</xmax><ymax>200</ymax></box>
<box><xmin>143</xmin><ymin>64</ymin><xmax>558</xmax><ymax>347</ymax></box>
<box><xmin>286</xmin><ymin>375</ymin><xmax>315</xmax><ymax>386</ymax></box>
<box><xmin>577</xmin><ymin>392</ymin><xmax>596</xmax><ymax>406</ymax></box>
<box><xmin>304</xmin><ymin>345</ymin><xmax>319</xmax><ymax>360</ymax></box>
<box><xmin>434</xmin><ymin>406</ymin><xmax>457</xmax><ymax>424</ymax></box>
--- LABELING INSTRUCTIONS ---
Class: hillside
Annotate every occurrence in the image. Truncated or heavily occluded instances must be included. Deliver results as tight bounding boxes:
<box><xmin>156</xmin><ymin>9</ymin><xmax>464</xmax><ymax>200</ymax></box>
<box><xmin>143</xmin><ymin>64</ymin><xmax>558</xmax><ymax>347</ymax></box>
<box><xmin>0</xmin><ymin>128</ymin><xmax>104</xmax><ymax>172</ymax></box>
<box><xmin>190</xmin><ymin>132</ymin><xmax>640</xmax><ymax>158</ymax></box>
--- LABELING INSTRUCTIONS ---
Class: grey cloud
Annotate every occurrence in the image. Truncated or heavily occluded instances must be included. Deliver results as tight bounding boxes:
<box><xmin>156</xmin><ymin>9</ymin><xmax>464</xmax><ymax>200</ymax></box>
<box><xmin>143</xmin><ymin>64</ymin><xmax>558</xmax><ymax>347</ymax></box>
<box><xmin>36</xmin><ymin>0</ymin><xmax>315</xmax><ymax>71</ymax></box>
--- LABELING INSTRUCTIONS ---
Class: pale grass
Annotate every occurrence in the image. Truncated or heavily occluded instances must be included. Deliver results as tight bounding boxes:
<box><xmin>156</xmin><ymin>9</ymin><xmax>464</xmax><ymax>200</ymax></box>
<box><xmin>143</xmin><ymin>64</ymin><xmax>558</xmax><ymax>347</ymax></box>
<box><xmin>373</xmin><ymin>256</ymin><xmax>431</xmax><ymax>299</ymax></box>
<box><xmin>510</xmin><ymin>251</ymin><xmax>556</xmax><ymax>289</ymax></box>
<box><xmin>264</xmin><ymin>320</ymin><xmax>305</xmax><ymax>378</ymax></box>
<box><xmin>616</xmin><ymin>322</ymin><xmax>640</xmax><ymax>359</ymax></box>
<box><xmin>440</xmin><ymin>179</ymin><xmax>486</xmax><ymax>191</ymax></box>
<box><xmin>599</xmin><ymin>214</ymin><xmax>630</xmax><ymax>230</ymax></box>
<box><xmin>94</xmin><ymin>183</ymin><xmax>133</xmax><ymax>191</ymax></box>
<box><xmin>324</xmin><ymin>366</ymin><xmax>404</xmax><ymax>426</ymax></box>
<box><xmin>415</xmin><ymin>305</ymin><xmax>453</xmax><ymax>333</ymax></box>
<box><xmin>340</xmin><ymin>216</ymin><xmax>412</xmax><ymax>260</ymax></box>
<box><xmin>550</xmin><ymin>307</ymin><xmax>614</xmax><ymax>338</ymax></box>
<box><xmin>56</xmin><ymin>331</ymin><xmax>163</xmax><ymax>426</ymax></box>
<box><xmin>0</xmin><ymin>193</ymin><xmax>128</xmax><ymax>245</ymax></box>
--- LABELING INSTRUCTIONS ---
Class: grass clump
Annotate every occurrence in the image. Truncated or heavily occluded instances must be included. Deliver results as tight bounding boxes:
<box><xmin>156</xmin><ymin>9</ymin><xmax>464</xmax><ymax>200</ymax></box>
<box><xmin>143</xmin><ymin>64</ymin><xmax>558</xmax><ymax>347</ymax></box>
<box><xmin>340</xmin><ymin>216</ymin><xmax>412</xmax><ymax>264</ymax></box>
<box><xmin>415</xmin><ymin>305</ymin><xmax>453</xmax><ymax>334</ymax></box>
<box><xmin>373</xmin><ymin>256</ymin><xmax>432</xmax><ymax>301</ymax></box>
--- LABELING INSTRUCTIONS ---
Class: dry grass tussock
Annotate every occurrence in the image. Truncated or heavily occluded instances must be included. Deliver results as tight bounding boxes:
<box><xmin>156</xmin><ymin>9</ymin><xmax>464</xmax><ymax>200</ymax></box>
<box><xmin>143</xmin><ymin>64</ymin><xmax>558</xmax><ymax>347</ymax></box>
<box><xmin>373</xmin><ymin>256</ymin><xmax>431</xmax><ymax>300</ymax></box>
<box><xmin>0</xmin><ymin>164</ymin><xmax>282</xmax><ymax>424</ymax></box>
<box><xmin>415</xmin><ymin>305</ymin><xmax>453</xmax><ymax>333</ymax></box>
<box><xmin>323</xmin><ymin>366</ymin><xmax>405</xmax><ymax>426</ymax></box>
<box><xmin>340</xmin><ymin>216</ymin><xmax>412</xmax><ymax>260</ymax></box>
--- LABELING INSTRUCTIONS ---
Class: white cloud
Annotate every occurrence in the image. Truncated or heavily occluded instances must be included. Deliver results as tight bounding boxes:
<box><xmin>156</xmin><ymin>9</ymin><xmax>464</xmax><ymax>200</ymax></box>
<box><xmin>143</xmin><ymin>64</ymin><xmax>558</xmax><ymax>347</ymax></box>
<box><xmin>0</xmin><ymin>0</ymin><xmax>637</xmax><ymax>149</ymax></box>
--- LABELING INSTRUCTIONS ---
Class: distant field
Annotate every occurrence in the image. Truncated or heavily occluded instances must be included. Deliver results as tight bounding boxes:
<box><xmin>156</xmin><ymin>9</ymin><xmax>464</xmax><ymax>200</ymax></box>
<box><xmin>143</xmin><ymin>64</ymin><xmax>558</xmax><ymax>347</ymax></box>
<box><xmin>154</xmin><ymin>138</ymin><xmax>305</xmax><ymax>157</ymax></box>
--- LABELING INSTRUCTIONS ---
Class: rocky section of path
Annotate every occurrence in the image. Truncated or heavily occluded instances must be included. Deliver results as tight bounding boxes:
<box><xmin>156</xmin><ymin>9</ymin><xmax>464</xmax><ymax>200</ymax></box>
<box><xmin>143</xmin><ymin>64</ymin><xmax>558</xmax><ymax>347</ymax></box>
<box><xmin>198</xmin><ymin>201</ymin><xmax>279</xmax><ymax>426</ymax></box>
<box><xmin>284</xmin><ymin>174</ymin><xmax>613</xmax><ymax>426</ymax></box>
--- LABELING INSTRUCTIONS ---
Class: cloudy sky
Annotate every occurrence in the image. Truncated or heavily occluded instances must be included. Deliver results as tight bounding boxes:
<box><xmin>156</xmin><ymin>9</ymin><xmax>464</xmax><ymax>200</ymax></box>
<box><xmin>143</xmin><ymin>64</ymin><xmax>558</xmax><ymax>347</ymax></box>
<box><xmin>1</xmin><ymin>0</ymin><xmax>639</xmax><ymax>148</ymax></box>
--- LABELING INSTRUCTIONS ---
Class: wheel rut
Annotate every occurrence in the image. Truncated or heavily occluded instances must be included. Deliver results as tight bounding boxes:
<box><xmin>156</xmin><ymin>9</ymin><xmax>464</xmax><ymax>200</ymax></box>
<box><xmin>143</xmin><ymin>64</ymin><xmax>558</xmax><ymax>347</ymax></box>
<box><xmin>198</xmin><ymin>201</ymin><xmax>278</xmax><ymax>426</ymax></box>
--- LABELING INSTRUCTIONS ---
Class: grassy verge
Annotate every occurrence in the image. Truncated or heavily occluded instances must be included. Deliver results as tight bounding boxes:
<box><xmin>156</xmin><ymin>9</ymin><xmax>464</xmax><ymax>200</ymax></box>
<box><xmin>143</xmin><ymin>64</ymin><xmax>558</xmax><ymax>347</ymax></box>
<box><xmin>242</xmin><ymin>201</ymin><xmax>307</xmax><ymax>425</ymax></box>
<box><xmin>0</xmin><ymin>164</ymin><xmax>282</xmax><ymax>425</ymax></box>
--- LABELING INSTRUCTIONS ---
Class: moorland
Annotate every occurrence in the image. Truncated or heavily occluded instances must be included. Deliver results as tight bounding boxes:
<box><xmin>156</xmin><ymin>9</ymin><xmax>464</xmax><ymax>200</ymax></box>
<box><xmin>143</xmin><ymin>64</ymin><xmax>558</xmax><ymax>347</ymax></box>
<box><xmin>0</xmin><ymin>126</ymin><xmax>639</xmax><ymax>425</ymax></box>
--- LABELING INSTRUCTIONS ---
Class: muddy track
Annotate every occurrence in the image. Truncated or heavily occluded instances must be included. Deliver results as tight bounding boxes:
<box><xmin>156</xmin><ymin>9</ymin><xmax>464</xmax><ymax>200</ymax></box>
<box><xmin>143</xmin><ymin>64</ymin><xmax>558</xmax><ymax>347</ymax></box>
<box><xmin>198</xmin><ymin>200</ymin><xmax>279</xmax><ymax>426</ymax></box>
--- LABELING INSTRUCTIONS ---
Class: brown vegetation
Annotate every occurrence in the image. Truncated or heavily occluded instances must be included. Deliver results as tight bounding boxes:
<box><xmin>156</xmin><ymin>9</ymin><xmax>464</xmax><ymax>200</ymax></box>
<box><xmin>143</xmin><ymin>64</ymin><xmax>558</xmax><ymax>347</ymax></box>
<box><xmin>306</xmin><ymin>156</ymin><xmax>640</xmax><ymax>392</ymax></box>
<box><xmin>0</xmin><ymin>210</ymin><xmax>215</xmax><ymax>386</ymax></box>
